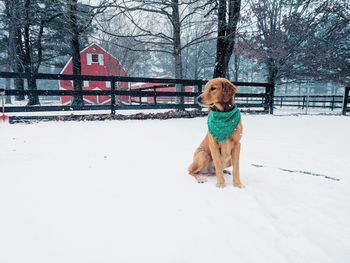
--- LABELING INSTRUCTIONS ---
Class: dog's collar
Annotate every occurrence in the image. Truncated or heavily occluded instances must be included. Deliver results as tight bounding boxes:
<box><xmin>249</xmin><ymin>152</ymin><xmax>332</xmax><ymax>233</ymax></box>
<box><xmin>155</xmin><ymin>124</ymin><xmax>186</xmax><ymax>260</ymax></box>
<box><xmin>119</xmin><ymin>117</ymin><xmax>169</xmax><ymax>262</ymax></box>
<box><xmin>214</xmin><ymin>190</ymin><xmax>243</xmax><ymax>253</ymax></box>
<box><xmin>207</xmin><ymin>104</ymin><xmax>241</xmax><ymax>143</ymax></box>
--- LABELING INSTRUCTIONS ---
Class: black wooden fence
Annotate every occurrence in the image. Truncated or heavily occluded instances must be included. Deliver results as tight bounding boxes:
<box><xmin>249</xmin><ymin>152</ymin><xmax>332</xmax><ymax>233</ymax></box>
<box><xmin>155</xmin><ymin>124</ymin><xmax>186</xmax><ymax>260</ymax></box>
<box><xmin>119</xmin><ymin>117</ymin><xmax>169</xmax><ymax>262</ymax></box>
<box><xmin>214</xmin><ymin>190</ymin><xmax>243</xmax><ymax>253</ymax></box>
<box><xmin>276</xmin><ymin>88</ymin><xmax>350</xmax><ymax>115</ymax></box>
<box><xmin>274</xmin><ymin>95</ymin><xmax>344</xmax><ymax>110</ymax></box>
<box><xmin>0</xmin><ymin>72</ymin><xmax>274</xmax><ymax>118</ymax></box>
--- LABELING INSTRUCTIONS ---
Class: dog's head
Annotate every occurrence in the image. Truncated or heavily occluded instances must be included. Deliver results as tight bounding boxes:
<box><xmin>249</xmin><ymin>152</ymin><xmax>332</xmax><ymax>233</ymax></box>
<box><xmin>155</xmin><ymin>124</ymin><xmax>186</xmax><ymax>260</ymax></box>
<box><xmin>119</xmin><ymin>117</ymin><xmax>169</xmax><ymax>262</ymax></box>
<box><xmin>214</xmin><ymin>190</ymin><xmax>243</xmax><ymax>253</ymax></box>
<box><xmin>197</xmin><ymin>78</ymin><xmax>238</xmax><ymax>112</ymax></box>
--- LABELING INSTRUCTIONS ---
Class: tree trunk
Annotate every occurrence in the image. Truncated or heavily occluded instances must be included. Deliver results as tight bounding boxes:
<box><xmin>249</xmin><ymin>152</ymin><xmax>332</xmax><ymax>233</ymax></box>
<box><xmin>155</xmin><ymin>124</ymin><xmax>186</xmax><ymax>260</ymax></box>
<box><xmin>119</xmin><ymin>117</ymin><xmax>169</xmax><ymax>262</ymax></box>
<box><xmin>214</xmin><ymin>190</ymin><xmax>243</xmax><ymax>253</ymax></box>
<box><xmin>23</xmin><ymin>0</ymin><xmax>40</xmax><ymax>106</ymax></box>
<box><xmin>12</xmin><ymin>28</ymin><xmax>25</xmax><ymax>101</ymax></box>
<box><xmin>5</xmin><ymin>63</ymin><xmax>12</xmax><ymax>104</ymax></box>
<box><xmin>6</xmin><ymin>0</ymin><xmax>25</xmax><ymax>101</ymax></box>
<box><xmin>233</xmin><ymin>54</ymin><xmax>240</xmax><ymax>81</ymax></box>
<box><xmin>69</xmin><ymin>0</ymin><xmax>84</xmax><ymax>106</ymax></box>
<box><xmin>266</xmin><ymin>58</ymin><xmax>278</xmax><ymax>86</ymax></box>
<box><xmin>266</xmin><ymin>58</ymin><xmax>277</xmax><ymax>113</ymax></box>
<box><xmin>27</xmin><ymin>76</ymin><xmax>40</xmax><ymax>105</ymax></box>
<box><xmin>213</xmin><ymin>0</ymin><xmax>241</xmax><ymax>78</ymax></box>
<box><xmin>172</xmin><ymin>0</ymin><xmax>184</xmax><ymax>106</ymax></box>
<box><xmin>213</xmin><ymin>0</ymin><xmax>227</xmax><ymax>78</ymax></box>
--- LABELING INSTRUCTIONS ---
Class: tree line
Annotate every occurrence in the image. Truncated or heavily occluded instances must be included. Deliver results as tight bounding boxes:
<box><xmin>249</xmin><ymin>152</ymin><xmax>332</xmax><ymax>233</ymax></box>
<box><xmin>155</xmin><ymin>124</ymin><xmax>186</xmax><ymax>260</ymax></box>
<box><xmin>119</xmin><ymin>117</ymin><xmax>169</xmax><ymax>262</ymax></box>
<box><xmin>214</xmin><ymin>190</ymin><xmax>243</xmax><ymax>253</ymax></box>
<box><xmin>0</xmin><ymin>0</ymin><xmax>105</xmax><ymax>105</ymax></box>
<box><xmin>0</xmin><ymin>0</ymin><xmax>349</xmax><ymax>105</ymax></box>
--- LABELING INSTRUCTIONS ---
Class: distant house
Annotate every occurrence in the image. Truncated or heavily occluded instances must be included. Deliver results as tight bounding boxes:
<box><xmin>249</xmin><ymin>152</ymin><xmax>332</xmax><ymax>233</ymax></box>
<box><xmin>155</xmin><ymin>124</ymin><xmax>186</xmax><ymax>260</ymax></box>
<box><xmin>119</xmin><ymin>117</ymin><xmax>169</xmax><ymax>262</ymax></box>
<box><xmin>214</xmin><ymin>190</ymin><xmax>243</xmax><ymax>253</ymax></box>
<box><xmin>59</xmin><ymin>43</ymin><xmax>129</xmax><ymax>105</ymax></box>
<box><xmin>130</xmin><ymin>76</ymin><xmax>194</xmax><ymax>104</ymax></box>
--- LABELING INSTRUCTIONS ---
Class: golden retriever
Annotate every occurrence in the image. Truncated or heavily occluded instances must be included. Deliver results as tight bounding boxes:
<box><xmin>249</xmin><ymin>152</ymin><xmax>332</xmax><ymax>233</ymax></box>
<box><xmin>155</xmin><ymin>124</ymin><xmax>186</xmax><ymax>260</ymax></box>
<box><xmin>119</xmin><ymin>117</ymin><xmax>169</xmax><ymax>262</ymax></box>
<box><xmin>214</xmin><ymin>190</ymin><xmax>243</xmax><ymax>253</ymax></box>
<box><xmin>188</xmin><ymin>78</ymin><xmax>243</xmax><ymax>188</ymax></box>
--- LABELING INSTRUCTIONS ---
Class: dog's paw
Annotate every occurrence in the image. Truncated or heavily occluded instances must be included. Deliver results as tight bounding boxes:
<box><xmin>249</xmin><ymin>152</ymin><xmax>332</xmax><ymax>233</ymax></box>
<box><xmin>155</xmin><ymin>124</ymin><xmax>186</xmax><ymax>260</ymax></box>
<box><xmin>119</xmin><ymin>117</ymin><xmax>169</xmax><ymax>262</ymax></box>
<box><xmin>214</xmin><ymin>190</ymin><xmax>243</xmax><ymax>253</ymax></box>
<box><xmin>195</xmin><ymin>175</ymin><xmax>207</xmax><ymax>184</ymax></box>
<box><xmin>216</xmin><ymin>180</ymin><xmax>226</xmax><ymax>188</ymax></box>
<box><xmin>233</xmin><ymin>180</ymin><xmax>244</xmax><ymax>188</ymax></box>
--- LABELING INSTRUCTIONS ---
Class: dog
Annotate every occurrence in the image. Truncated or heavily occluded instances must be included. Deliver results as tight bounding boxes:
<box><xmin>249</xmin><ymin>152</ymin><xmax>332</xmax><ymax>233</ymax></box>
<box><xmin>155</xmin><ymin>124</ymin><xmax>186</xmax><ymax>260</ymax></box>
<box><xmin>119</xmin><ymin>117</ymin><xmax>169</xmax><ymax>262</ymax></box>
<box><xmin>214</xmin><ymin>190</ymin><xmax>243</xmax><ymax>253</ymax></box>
<box><xmin>188</xmin><ymin>78</ymin><xmax>243</xmax><ymax>188</ymax></box>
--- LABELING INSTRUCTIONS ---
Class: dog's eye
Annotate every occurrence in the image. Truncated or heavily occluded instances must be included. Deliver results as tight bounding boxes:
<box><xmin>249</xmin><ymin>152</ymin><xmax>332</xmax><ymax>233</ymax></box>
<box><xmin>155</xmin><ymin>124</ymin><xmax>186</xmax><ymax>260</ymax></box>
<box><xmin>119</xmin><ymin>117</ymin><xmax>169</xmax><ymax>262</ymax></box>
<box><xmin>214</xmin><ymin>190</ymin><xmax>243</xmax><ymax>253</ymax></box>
<box><xmin>210</xmin><ymin>87</ymin><xmax>216</xmax><ymax>91</ymax></box>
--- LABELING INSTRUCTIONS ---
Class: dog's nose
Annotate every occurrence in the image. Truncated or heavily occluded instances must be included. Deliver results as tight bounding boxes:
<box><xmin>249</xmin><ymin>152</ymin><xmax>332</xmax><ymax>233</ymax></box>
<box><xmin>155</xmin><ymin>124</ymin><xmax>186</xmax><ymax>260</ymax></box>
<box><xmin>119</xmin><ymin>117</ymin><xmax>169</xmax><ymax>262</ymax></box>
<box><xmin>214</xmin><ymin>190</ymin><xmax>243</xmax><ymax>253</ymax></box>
<box><xmin>196</xmin><ymin>96</ymin><xmax>202</xmax><ymax>104</ymax></box>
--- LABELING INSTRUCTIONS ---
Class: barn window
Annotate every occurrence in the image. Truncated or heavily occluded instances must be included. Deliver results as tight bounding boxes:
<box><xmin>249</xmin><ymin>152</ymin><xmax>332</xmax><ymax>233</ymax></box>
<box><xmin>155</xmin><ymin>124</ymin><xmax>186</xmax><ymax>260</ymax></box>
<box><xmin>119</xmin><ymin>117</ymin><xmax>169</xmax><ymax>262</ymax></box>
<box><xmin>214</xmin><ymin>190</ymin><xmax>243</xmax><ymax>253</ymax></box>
<box><xmin>91</xmin><ymin>54</ymin><xmax>99</xmax><ymax>63</ymax></box>
<box><xmin>87</xmin><ymin>53</ymin><xmax>104</xmax><ymax>65</ymax></box>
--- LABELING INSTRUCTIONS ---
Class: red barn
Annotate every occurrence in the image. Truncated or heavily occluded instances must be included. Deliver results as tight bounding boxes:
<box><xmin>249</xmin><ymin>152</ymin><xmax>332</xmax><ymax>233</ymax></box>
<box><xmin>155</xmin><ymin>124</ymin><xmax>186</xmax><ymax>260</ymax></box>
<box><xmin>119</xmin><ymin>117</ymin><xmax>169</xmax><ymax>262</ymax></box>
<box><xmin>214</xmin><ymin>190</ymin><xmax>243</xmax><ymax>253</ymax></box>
<box><xmin>130</xmin><ymin>76</ymin><xmax>194</xmax><ymax>104</ymax></box>
<box><xmin>59</xmin><ymin>43</ymin><xmax>129</xmax><ymax>105</ymax></box>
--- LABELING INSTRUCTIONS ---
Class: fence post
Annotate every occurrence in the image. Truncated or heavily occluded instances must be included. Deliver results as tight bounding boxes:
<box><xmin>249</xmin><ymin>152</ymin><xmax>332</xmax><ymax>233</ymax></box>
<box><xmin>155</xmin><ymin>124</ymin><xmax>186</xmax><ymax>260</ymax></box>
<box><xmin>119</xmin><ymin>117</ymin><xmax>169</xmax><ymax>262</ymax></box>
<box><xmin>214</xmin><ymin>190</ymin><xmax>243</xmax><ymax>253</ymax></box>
<box><xmin>153</xmin><ymin>87</ymin><xmax>157</xmax><ymax>105</ymax></box>
<box><xmin>264</xmin><ymin>86</ymin><xmax>269</xmax><ymax>113</ymax></box>
<box><xmin>266</xmin><ymin>83</ymin><xmax>275</xmax><ymax>114</ymax></box>
<box><xmin>342</xmin><ymin>87</ymin><xmax>349</xmax><ymax>115</ymax></box>
<box><xmin>110</xmin><ymin>77</ymin><xmax>115</xmax><ymax>115</ymax></box>
<box><xmin>305</xmin><ymin>87</ymin><xmax>311</xmax><ymax>114</ymax></box>
<box><xmin>302</xmin><ymin>96</ymin><xmax>306</xmax><ymax>109</ymax></box>
<box><xmin>331</xmin><ymin>95</ymin><xmax>335</xmax><ymax>111</ymax></box>
<box><xmin>176</xmin><ymin>83</ymin><xmax>185</xmax><ymax>111</ymax></box>
<box><xmin>197</xmin><ymin>84</ymin><xmax>202</xmax><ymax>110</ymax></box>
<box><xmin>27</xmin><ymin>73</ymin><xmax>40</xmax><ymax>105</ymax></box>
<box><xmin>1</xmin><ymin>88</ymin><xmax>5</xmax><ymax>114</ymax></box>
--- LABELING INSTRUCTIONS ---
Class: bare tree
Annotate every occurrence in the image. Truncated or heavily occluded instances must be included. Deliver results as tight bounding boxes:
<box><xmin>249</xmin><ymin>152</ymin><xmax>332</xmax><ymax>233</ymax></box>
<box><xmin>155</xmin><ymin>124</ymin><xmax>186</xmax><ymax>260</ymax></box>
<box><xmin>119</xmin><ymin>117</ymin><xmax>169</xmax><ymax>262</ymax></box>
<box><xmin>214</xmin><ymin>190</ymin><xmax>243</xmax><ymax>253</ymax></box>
<box><xmin>65</xmin><ymin>0</ymin><xmax>100</xmax><ymax>106</ymax></box>
<box><xmin>63</xmin><ymin>0</ymin><xmax>109</xmax><ymax>106</ymax></box>
<box><xmin>4</xmin><ymin>0</ymin><xmax>25</xmax><ymax>101</ymax></box>
<box><xmin>4</xmin><ymin>0</ymin><xmax>73</xmax><ymax>105</ymax></box>
<box><xmin>213</xmin><ymin>0</ymin><xmax>241</xmax><ymax>78</ymax></box>
<box><xmin>22</xmin><ymin>0</ymin><xmax>66</xmax><ymax>105</ymax></box>
<box><xmin>100</xmin><ymin>0</ymin><xmax>214</xmax><ymax>103</ymax></box>
<box><xmin>291</xmin><ymin>0</ymin><xmax>350</xmax><ymax>84</ymax></box>
<box><xmin>3</xmin><ymin>0</ymin><xmax>66</xmax><ymax>105</ymax></box>
<box><xmin>67</xmin><ymin>0</ymin><xmax>84</xmax><ymax>105</ymax></box>
<box><xmin>2</xmin><ymin>0</ymin><xmax>107</xmax><ymax>106</ymax></box>
<box><xmin>95</xmin><ymin>10</ymin><xmax>153</xmax><ymax>76</ymax></box>
<box><xmin>240</xmin><ymin>0</ymin><xmax>349</xmax><ymax>85</ymax></box>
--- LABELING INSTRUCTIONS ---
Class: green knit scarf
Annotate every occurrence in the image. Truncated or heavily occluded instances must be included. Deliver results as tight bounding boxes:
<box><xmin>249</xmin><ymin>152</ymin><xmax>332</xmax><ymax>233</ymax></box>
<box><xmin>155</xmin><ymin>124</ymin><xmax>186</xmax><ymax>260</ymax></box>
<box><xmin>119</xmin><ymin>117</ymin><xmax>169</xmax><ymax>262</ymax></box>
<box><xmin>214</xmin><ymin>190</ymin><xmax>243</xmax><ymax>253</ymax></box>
<box><xmin>207</xmin><ymin>104</ymin><xmax>241</xmax><ymax>143</ymax></box>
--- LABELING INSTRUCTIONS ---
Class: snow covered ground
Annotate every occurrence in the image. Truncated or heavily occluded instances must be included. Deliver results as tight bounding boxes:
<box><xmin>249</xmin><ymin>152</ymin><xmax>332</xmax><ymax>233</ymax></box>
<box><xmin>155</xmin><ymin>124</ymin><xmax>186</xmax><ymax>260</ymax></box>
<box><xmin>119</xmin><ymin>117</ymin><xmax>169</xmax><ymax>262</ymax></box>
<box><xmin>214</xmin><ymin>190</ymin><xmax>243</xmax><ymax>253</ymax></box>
<box><xmin>1</xmin><ymin>115</ymin><xmax>350</xmax><ymax>263</ymax></box>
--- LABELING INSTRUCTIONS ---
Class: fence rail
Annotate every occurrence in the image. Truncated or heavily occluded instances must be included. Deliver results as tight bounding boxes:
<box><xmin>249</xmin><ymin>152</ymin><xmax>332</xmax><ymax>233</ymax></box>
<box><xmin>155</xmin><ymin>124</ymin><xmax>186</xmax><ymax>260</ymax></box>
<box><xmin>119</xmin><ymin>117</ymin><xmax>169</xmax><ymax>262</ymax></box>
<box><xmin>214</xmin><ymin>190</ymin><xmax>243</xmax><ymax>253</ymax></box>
<box><xmin>0</xmin><ymin>72</ymin><xmax>274</xmax><ymax>117</ymax></box>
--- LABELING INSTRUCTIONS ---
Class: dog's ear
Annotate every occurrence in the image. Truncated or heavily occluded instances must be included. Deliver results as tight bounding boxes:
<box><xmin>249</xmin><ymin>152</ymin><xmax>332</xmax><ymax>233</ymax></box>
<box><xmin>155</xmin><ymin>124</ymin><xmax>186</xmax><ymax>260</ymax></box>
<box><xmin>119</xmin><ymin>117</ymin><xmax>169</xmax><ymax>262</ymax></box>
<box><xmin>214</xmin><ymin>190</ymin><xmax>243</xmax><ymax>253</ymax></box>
<box><xmin>222</xmin><ymin>79</ymin><xmax>238</xmax><ymax>102</ymax></box>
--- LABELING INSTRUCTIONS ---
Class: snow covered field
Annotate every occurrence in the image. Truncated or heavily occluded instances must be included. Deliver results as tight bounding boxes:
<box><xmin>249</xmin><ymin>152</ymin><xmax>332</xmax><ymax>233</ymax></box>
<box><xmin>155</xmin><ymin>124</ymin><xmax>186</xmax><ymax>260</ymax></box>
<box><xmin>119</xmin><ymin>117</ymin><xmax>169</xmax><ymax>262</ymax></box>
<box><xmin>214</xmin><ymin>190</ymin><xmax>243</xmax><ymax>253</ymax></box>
<box><xmin>1</xmin><ymin>115</ymin><xmax>350</xmax><ymax>263</ymax></box>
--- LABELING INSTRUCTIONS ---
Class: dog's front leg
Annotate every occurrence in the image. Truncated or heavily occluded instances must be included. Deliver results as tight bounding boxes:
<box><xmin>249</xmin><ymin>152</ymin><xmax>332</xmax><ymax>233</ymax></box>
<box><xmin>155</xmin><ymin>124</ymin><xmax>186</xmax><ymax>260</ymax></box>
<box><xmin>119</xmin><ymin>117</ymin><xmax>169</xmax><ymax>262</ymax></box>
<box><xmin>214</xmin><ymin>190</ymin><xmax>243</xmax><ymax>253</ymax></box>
<box><xmin>209</xmin><ymin>137</ymin><xmax>225</xmax><ymax>188</ymax></box>
<box><xmin>232</xmin><ymin>142</ymin><xmax>243</xmax><ymax>188</ymax></box>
